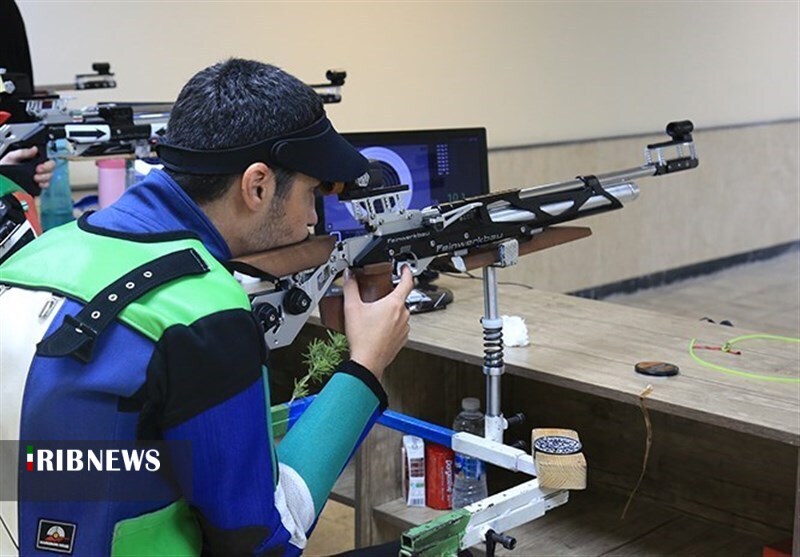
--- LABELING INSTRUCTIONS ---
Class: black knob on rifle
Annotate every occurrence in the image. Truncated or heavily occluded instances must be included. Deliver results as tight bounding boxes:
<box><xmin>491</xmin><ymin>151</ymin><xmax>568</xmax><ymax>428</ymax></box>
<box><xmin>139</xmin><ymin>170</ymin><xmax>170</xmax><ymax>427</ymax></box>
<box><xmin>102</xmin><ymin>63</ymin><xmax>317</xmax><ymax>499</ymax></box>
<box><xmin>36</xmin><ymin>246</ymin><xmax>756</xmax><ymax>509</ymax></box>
<box><xmin>92</xmin><ymin>62</ymin><xmax>111</xmax><ymax>75</ymax></box>
<box><xmin>253</xmin><ymin>302</ymin><xmax>281</xmax><ymax>332</ymax></box>
<box><xmin>666</xmin><ymin>120</ymin><xmax>694</xmax><ymax>142</ymax></box>
<box><xmin>283</xmin><ymin>288</ymin><xmax>312</xmax><ymax>315</ymax></box>
<box><xmin>326</xmin><ymin>69</ymin><xmax>346</xmax><ymax>85</ymax></box>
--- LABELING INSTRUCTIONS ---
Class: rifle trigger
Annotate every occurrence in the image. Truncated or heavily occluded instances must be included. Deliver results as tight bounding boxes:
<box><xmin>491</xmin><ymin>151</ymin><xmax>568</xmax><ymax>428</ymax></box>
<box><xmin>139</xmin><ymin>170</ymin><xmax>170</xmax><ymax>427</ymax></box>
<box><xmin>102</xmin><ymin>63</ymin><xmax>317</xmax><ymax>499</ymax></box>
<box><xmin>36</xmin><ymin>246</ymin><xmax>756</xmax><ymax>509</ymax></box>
<box><xmin>450</xmin><ymin>256</ymin><xmax>467</xmax><ymax>273</ymax></box>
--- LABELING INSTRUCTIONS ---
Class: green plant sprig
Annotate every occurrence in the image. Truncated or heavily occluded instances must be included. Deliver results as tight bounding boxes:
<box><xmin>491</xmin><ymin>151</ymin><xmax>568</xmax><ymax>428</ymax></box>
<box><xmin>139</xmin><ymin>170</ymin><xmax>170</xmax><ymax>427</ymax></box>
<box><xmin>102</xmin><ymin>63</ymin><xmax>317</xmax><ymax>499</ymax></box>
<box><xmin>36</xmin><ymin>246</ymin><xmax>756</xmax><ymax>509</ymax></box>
<box><xmin>291</xmin><ymin>330</ymin><xmax>349</xmax><ymax>403</ymax></box>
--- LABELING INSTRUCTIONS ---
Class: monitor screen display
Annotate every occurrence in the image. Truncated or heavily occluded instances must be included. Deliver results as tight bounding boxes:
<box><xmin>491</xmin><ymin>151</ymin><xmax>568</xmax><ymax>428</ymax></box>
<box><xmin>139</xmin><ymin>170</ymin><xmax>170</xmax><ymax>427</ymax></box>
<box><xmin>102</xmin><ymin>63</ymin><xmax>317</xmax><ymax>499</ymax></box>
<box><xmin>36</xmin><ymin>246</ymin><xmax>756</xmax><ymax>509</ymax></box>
<box><xmin>315</xmin><ymin>127</ymin><xmax>489</xmax><ymax>239</ymax></box>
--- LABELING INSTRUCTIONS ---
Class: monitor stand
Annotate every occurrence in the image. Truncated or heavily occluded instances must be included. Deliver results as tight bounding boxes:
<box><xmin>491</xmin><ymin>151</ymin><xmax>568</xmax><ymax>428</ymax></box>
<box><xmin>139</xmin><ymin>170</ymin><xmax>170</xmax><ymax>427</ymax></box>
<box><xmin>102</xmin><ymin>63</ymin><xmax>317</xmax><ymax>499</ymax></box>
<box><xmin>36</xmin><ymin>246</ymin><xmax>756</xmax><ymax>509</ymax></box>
<box><xmin>406</xmin><ymin>270</ymin><xmax>454</xmax><ymax>314</ymax></box>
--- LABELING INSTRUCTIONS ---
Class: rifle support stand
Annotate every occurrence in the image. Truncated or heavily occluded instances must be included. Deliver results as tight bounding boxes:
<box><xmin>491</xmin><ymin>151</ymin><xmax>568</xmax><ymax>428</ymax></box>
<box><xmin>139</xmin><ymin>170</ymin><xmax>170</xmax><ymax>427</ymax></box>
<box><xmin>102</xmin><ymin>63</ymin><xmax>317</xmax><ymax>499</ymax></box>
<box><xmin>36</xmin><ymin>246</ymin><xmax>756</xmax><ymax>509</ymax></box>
<box><xmin>466</xmin><ymin>226</ymin><xmax>593</xmax><ymax>445</ymax></box>
<box><xmin>482</xmin><ymin>264</ymin><xmax>507</xmax><ymax>444</ymax></box>
<box><xmin>467</xmin><ymin>227</ymin><xmax>591</xmax><ymax>554</ymax></box>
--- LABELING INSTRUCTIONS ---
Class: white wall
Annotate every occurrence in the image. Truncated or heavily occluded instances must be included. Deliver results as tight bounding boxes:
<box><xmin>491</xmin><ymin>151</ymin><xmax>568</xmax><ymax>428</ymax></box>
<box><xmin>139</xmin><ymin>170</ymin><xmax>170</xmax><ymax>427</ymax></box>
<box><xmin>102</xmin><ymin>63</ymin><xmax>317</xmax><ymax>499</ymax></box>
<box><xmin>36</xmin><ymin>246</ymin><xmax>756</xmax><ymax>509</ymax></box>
<box><xmin>18</xmin><ymin>1</ymin><xmax>800</xmax><ymax>147</ymax></box>
<box><xmin>489</xmin><ymin>121</ymin><xmax>800</xmax><ymax>292</ymax></box>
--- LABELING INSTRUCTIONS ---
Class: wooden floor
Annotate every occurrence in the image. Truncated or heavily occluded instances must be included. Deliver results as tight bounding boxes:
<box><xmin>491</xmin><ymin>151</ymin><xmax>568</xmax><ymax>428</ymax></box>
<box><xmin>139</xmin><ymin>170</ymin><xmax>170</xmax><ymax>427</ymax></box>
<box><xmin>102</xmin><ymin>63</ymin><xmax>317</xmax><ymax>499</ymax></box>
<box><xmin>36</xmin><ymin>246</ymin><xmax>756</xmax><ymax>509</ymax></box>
<box><xmin>304</xmin><ymin>251</ymin><xmax>800</xmax><ymax>556</ymax></box>
<box><xmin>606</xmin><ymin>250</ymin><xmax>800</xmax><ymax>338</ymax></box>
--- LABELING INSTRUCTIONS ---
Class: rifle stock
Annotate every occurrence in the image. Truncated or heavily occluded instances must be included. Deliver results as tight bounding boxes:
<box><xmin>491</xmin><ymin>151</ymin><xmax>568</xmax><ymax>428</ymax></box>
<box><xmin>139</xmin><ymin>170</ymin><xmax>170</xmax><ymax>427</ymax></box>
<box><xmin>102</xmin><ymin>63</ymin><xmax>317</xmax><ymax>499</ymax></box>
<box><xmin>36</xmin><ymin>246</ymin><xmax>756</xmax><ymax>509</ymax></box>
<box><xmin>235</xmin><ymin>226</ymin><xmax>592</xmax><ymax>333</ymax></box>
<box><xmin>431</xmin><ymin>225</ymin><xmax>593</xmax><ymax>272</ymax></box>
<box><xmin>230</xmin><ymin>225</ymin><xmax>592</xmax><ymax>283</ymax></box>
<box><xmin>229</xmin><ymin>235</ymin><xmax>336</xmax><ymax>279</ymax></box>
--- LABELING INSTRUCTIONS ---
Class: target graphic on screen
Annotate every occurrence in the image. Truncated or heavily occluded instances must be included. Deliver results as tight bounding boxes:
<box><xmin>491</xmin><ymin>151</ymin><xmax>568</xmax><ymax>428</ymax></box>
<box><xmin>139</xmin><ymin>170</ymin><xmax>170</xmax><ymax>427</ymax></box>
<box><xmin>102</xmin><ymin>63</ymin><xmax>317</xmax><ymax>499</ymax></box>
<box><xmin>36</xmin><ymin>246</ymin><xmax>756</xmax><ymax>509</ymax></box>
<box><xmin>359</xmin><ymin>147</ymin><xmax>414</xmax><ymax>210</ymax></box>
<box><xmin>370</xmin><ymin>160</ymin><xmax>401</xmax><ymax>189</ymax></box>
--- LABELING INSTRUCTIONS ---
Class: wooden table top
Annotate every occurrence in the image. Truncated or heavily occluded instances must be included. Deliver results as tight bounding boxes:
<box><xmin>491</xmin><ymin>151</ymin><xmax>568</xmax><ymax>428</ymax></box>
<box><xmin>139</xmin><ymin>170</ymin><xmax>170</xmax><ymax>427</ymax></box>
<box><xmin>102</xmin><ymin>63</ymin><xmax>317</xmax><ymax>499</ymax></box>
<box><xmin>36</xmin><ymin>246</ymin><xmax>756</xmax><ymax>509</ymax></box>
<box><xmin>399</xmin><ymin>276</ymin><xmax>800</xmax><ymax>446</ymax></box>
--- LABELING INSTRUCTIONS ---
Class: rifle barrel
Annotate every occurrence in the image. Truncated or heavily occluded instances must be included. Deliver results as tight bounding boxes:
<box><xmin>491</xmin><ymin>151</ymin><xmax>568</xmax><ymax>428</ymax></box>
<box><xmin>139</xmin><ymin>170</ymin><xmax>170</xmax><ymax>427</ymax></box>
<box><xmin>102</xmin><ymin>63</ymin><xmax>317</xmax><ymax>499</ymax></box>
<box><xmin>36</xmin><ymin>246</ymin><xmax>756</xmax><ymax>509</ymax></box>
<box><xmin>516</xmin><ymin>165</ymin><xmax>655</xmax><ymax>199</ymax></box>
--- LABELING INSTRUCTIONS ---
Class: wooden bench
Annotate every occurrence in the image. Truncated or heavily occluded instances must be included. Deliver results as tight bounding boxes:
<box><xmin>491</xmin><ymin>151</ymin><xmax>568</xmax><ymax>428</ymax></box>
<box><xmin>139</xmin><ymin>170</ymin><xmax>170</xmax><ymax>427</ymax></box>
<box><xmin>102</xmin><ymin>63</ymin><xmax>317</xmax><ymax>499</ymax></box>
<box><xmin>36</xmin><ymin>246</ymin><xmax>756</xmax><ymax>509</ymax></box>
<box><xmin>275</xmin><ymin>275</ymin><xmax>799</xmax><ymax>556</ymax></box>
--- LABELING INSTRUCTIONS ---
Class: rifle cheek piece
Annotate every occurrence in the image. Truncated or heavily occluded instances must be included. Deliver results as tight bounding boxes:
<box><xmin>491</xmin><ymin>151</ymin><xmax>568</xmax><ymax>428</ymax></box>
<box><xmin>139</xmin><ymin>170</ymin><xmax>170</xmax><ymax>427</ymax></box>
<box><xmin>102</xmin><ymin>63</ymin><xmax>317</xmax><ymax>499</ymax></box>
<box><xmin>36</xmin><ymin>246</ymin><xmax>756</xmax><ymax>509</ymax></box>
<box><xmin>156</xmin><ymin>114</ymin><xmax>368</xmax><ymax>183</ymax></box>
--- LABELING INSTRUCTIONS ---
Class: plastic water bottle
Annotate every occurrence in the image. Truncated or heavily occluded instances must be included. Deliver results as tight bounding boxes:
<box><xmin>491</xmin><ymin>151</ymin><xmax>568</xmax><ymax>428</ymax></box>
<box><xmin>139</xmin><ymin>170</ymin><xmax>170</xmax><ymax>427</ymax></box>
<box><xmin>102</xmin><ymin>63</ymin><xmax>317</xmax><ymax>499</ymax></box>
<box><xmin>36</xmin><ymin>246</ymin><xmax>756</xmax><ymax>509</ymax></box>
<box><xmin>452</xmin><ymin>397</ymin><xmax>488</xmax><ymax>508</ymax></box>
<box><xmin>40</xmin><ymin>140</ymin><xmax>74</xmax><ymax>231</ymax></box>
<box><xmin>96</xmin><ymin>159</ymin><xmax>126</xmax><ymax>208</ymax></box>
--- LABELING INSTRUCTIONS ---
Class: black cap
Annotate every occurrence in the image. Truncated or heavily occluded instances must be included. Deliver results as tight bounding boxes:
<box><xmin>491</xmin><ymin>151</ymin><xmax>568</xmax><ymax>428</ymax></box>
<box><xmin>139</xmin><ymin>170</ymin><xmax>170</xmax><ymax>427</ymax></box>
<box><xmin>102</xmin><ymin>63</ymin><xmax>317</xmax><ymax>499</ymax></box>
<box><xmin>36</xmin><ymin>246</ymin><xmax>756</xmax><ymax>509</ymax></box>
<box><xmin>156</xmin><ymin>115</ymin><xmax>368</xmax><ymax>183</ymax></box>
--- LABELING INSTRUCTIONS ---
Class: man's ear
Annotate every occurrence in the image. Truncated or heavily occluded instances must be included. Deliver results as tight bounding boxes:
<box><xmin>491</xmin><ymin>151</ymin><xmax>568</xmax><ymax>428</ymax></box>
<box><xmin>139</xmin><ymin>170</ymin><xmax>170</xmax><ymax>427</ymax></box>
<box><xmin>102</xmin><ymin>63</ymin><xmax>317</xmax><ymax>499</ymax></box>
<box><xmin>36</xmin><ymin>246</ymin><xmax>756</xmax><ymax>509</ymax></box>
<box><xmin>239</xmin><ymin>162</ymin><xmax>275</xmax><ymax>212</ymax></box>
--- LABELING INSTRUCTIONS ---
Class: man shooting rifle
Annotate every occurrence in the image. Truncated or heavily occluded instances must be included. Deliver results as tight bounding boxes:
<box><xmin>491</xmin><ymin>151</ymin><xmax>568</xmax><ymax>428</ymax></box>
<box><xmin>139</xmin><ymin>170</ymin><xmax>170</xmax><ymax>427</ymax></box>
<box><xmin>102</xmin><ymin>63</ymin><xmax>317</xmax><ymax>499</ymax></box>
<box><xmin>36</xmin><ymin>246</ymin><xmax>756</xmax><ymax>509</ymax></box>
<box><xmin>0</xmin><ymin>58</ymin><xmax>412</xmax><ymax>557</ymax></box>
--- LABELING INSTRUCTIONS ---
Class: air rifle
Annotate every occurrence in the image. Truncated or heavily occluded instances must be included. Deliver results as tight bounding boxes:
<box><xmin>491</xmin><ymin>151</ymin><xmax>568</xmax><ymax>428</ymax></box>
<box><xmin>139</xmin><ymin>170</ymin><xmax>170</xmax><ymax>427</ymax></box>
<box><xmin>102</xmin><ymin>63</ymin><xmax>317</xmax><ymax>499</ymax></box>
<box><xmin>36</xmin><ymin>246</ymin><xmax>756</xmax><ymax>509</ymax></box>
<box><xmin>232</xmin><ymin>121</ymin><xmax>699</xmax><ymax>349</ymax></box>
<box><xmin>0</xmin><ymin>96</ymin><xmax>168</xmax><ymax>196</ymax></box>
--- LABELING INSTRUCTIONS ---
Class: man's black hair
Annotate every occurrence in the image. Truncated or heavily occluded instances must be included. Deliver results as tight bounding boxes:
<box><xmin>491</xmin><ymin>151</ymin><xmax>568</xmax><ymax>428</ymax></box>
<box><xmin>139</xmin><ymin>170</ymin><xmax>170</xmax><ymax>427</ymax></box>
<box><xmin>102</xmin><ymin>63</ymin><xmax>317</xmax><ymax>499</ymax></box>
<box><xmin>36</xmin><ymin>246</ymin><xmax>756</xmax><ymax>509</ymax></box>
<box><xmin>164</xmin><ymin>59</ymin><xmax>324</xmax><ymax>205</ymax></box>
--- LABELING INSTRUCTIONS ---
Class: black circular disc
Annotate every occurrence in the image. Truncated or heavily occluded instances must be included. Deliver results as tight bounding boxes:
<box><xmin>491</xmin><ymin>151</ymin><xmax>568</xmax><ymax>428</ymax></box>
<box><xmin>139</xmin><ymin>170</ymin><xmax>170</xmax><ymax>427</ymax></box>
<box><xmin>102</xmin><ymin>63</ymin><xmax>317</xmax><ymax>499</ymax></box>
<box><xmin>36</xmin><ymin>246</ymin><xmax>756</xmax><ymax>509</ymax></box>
<box><xmin>635</xmin><ymin>361</ymin><xmax>679</xmax><ymax>377</ymax></box>
<box><xmin>533</xmin><ymin>435</ymin><xmax>582</xmax><ymax>455</ymax></box>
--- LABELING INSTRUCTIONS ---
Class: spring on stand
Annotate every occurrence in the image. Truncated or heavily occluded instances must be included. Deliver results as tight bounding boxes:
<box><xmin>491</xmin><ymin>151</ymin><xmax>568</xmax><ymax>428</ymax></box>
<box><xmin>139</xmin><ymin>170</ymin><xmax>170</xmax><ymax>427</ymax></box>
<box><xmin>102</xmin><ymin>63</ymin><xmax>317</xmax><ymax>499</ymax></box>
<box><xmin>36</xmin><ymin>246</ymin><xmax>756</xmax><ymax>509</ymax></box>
<box><xmin>483</xmin><ymin>324</ymin><xmax>504</xmax><ymax>369</ymax></box>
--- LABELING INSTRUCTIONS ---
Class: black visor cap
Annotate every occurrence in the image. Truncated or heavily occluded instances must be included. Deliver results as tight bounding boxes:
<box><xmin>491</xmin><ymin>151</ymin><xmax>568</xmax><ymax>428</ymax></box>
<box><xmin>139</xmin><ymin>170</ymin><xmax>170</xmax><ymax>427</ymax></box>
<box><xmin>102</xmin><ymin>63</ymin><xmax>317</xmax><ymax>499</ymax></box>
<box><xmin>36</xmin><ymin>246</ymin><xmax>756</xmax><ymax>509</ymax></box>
<box><xmin>157</xmin><ymin>115</ymin><xmax>368</xmax><ymax>183</ymax></box>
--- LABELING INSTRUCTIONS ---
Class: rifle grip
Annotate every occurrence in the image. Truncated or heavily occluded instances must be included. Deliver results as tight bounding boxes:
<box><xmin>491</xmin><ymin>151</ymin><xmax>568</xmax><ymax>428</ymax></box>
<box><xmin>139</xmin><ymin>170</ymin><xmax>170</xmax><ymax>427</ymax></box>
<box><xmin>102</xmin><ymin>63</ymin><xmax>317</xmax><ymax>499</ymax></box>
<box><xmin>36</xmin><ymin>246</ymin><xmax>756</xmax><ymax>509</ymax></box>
<box><xmin>355</xmin><ymin>262</ymin><xmax>394</xmax><ymax>302</ymax></box>
<box><xmin>319</xmin><ymin>292</ymin><xmax>345</xmax><ymax>333</ymax></box>
<box><xmin>0</xmin><ymin>157</ymin><xmax>45</xmax><ymax>196</ymax></box>
<box><xmin>318</xmin><ymin>262</ymin><xmax>395</xmax><ymax>333</ymax></box>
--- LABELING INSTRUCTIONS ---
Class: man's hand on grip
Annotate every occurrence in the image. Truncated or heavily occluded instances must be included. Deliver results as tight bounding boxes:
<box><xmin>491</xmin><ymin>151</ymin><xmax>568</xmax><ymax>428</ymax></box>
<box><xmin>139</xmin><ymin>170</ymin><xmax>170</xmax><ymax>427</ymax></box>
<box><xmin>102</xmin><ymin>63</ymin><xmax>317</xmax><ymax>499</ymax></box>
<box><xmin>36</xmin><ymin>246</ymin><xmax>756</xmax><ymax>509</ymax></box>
<box><xmin>343</xmin><ymin>266</ymin><xmax>414</xmax><ymax>380</ymax></box>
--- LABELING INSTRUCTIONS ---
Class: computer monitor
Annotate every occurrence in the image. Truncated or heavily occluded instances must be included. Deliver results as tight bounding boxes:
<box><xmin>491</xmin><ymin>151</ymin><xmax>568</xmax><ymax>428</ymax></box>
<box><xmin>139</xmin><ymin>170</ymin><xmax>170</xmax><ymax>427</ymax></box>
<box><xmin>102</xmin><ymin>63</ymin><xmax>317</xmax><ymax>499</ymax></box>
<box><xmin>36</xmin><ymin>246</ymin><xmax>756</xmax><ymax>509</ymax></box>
<box><xmin>315</xmin><ymin>127</ymin><xmax>490</xmax><ymax>239</ymax></box>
